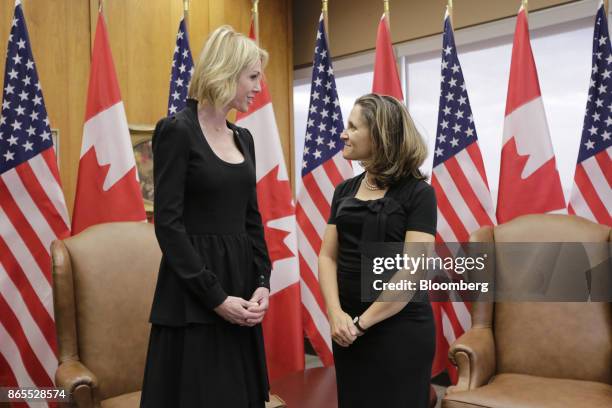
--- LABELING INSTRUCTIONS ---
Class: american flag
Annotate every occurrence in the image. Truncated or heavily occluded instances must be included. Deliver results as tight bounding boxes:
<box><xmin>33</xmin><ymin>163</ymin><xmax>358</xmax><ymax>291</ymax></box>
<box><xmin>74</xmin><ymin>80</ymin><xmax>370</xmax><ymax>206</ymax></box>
<box><xmin>297</xmin><ymin>14</ymin><xmax>352</xmax><ymax>365</ymax></box>
<box><xmin>168</xmin><ymin>17</ymin><xmax>194</xmax><ymax>116</ymax></box>
<box><xmin>0</xmin><ymin>0</ymin><xmax>70</xmax><ymax>394</ymax></box>
<box><xmin>430</xmin><ymin>11</ymin><xmax>495</xmax><ymax>381</ymax></box>
<box><xmin>568</xmin><ymin>3</ymin><xmax>612</xmax><ymax>226</ymax></box>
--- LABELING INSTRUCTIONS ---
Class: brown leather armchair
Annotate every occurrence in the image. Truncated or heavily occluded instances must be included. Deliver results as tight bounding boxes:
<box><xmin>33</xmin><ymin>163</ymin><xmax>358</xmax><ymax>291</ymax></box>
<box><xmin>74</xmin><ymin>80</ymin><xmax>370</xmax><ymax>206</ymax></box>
<box><xmin>52</xmin><ymin>222</ymin><xmax>161</xmax><ymax>407</ymax></box>
<box><xmin>443</xmin><ymin>214</ymin><xmax>612</xmax><ymax>408</ymax></box>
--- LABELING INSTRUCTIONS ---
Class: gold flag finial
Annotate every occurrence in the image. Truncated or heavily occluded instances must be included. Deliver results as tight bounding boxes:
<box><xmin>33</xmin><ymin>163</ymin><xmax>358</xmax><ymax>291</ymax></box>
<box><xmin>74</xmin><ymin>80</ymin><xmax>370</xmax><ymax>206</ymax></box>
<box><xmin>252</xmin><ymin>0</ymin><xmax>260</xmax><ymax>43</ymax></box>
<box><xmin>384</xmin><ymin>0</ymin><xmax>390</xmax><ymax>14</ymax></box>
<box><xmin>322</xmin><ymin>0</ymin><xmax>329</xmax><ymax>39</ymax></box>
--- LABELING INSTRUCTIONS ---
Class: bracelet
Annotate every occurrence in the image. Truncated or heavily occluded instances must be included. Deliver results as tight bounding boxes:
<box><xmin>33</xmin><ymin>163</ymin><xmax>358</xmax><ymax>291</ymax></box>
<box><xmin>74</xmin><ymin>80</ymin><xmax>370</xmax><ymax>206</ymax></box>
<box><xmin>353</xmin><ymin>316</ymin><xmax>367</xmax><ymax>333</ymax></box>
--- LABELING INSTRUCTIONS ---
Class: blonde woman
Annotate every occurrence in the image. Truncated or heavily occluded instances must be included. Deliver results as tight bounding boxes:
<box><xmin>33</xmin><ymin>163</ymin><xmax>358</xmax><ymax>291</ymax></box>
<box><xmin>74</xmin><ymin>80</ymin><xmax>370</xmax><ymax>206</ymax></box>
<box><xmin>140</xmin><ymin>26</ymin><xmax>271</xmax><ymax>407</ymax></box>
<box><xmin>319</xmin><ymin>94</ymin><xmax>437</xmax><ymax>408</ymax></box>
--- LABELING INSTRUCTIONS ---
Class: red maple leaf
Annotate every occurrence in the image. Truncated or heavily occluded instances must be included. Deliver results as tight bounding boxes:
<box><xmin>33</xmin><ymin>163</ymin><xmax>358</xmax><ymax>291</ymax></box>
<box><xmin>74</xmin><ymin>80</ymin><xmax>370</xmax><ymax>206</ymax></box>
<box><xmin>256</xmin><ymin>165</ymin><xmax>296</xmax><ymax>264</ymax></box>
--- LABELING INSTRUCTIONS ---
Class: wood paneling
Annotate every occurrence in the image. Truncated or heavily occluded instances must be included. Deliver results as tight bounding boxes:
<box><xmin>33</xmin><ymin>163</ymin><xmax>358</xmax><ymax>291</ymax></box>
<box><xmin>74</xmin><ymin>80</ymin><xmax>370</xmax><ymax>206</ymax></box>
<box><xmin>259</xmin><ymin>0</ymin><xmax>294</xmax><ymax>184</ymax></box>
<box><xmin>1</xmin><ymin>0</ymin><xmax>293</xmax><ymax>219</ymax></box>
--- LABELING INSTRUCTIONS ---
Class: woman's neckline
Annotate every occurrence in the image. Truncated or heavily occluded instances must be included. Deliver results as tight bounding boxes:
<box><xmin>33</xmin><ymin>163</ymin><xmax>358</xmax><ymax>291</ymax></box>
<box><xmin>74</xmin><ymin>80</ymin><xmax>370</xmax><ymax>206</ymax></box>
<box><xmin>195</xmin><ymin>119</ymin><xmax>247</xmax><ymax>167</ymax></box>
<box><xmin>352</xmin><ymin>172</ymin><xmax>389</xmax><ymax>202</ymax></box>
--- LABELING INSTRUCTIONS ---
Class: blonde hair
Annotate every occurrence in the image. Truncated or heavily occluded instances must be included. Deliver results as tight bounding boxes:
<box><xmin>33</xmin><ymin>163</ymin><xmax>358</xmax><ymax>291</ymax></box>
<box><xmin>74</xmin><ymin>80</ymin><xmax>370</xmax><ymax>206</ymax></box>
<box><xmin>188</xmin><ymin>25</ymin><xmax>268</xmax><ymax>108</ymax></box>
<box><xmin>355</xmin><ymin>93</ymin><xmax>428</xmax><ymax>187</ymax></box>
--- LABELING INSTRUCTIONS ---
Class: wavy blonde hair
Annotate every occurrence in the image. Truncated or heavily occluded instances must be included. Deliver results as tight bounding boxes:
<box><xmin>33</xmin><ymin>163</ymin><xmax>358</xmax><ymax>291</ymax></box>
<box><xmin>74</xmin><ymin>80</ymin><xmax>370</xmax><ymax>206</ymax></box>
<box><xmin>355</xmin><ymin>93</ymin><xmax>428</xmax><ymax>187</ymax></box>
<box><xmin>188</xmin><ymin>25</ymin><xmax>268</xmax><ymax>108</ymax></box>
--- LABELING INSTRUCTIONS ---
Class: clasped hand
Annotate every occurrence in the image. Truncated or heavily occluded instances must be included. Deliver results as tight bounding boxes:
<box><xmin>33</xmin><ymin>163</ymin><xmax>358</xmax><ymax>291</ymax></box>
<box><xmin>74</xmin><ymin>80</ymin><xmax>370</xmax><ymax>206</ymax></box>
<box><xmin>329</xmin><ymin>309</ymin><xmax>362</xmax><ymax>347</ymax></box>
<box><xmin>214</xmin><ymin>287</ymin><xmax>270</xmax><ymax>327</ymax></box>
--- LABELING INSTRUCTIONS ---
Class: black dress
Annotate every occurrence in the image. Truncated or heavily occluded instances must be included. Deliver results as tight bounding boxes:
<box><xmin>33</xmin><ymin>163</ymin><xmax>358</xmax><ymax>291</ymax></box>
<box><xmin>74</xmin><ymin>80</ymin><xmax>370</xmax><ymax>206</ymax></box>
<box><xmin>328</xmin><ymin>172</ymin><xmax>437</xmax><ymax>408</ymax></box>
<box><xmin>140</xmin><ymin>99</ymin><xmax>271</xmax><ymax>408</ymax></box>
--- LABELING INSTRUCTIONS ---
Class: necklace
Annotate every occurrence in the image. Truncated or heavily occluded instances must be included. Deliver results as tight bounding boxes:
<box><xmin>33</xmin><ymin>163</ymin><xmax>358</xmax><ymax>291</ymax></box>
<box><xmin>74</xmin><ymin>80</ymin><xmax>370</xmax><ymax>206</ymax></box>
<box><xmin>364</xmin><ymin>174</ymin><xmax>381</xmax><ymax>191</ymax></box>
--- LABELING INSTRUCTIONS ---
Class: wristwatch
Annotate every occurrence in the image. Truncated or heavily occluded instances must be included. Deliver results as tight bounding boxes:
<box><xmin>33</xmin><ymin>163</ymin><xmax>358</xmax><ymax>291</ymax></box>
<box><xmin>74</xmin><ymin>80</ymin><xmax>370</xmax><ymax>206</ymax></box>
<box><xmin>353</xmin><ymin>316</ymin><xmax>367</xmax><ymax>333</ymax></box>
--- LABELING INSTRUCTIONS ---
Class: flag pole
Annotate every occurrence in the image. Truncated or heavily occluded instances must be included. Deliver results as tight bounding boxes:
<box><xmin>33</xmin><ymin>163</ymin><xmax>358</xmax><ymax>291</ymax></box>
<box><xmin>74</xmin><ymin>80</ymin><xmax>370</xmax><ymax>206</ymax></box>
<box><xmin>384</xmin><ymin>0</ymin><xmax>391</xmax><ymax>30</ymax></box>
<box><xmin>522</xmin><ymin>0</ymin><xmax>528</xmax><ymax>16</ymax></box>
<box><xmin>183</xmin><ymin>0</ymin><xmax>190</xmax><ymax>32</ymax></box>
<box><xmin>605</xmin><ymin>0</ymin><xmax>609</xmax><ymax>16</ymax></box>
<box><xmin>447</xmin><ymin>0</ymin><xmax>453</xmax><ymax>26</ymax></box>
<box><xmin>322</xmin><ymin>0</ymin><xmax>329</xmax><ymax>38</ymax></box>
<box><xmin>252</xmin><ymin>0</ymin><xmax>260</xmax><ymax>44</ymax></box>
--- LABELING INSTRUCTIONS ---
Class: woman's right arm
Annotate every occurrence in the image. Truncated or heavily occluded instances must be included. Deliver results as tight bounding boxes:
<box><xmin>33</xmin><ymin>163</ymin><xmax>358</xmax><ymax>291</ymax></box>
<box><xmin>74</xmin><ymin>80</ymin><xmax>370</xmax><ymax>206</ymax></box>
<box><xmin>153</xmin><ymin>118</ymin><xmax>259</xmax><ymax>324</ymax></box>
<box><xmin>319</xmin><ymin>225</ymin><xmax>357</xmax><ymax>347</ymax></box>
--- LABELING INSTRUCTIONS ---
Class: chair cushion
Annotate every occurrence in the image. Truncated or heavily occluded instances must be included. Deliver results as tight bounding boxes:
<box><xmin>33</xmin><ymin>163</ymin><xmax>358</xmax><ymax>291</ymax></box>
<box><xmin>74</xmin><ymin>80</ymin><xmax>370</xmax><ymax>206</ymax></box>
<box><xmin>101</xmin><ymin>391</ymin><xmax>141</xmax><ymax>408</ymax></box>
<box><xmin>443</xmin><ymin>373</ymin><xmax>612</xmax><ymax>408</ymax></box>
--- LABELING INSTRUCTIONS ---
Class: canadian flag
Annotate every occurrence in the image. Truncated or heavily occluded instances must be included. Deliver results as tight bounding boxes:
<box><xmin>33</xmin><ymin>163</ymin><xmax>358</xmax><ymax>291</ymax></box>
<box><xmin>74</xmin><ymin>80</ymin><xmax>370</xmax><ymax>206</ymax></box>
<box><xmin>72</xmin><ymin>11</ymin><xmax>146</xmax><ymax>234</ymax></box>
<box><xmin>235</xmin><ymin>25</ymin><xmax>304</xmax><ymax>380</ymax></box>
<box><xmin>372</xmin><ymin>14</ymin><xmax>404</xmax><ymax>100</ymax></box>
<box><xmin>497</xmin><ymin>7</ymin><xmax>566</xmax><ymax>223</ymax></box>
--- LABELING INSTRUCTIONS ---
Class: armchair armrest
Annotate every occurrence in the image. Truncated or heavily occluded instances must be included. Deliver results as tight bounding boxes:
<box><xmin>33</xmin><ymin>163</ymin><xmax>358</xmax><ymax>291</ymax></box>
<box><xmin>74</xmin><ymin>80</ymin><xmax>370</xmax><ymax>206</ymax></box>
<box><xmin>447</xmin><ymin>327</ymin><xmax>495</xmax><ymax>393</ymax></box>
<box><xmin>55</xmin><ymin>359</ymin><xmax>100</xmax><ymax>408</ymax></box>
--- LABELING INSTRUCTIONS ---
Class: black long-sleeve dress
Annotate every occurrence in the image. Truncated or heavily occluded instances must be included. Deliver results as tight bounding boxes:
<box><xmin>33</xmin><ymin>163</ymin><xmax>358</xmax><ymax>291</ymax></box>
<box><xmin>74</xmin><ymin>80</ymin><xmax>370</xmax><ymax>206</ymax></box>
<box><xmin>328</xmin><ymin>172</ymin><xmax>437</xmax><ymax>408</ymax></box>
<box><xmin>140</xmin><ymin>99</ymin><xmax>271</xmax><ymax>408</ymax></box>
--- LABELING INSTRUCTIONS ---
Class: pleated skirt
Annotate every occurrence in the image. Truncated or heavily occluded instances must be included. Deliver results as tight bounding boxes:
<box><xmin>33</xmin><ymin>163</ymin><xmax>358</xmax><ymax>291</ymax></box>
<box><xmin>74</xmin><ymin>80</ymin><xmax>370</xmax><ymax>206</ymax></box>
<box><xmin>140</xmin><ymin>322</ymin><xmax>269</xmax><ymax>408</ymax></box>
<box><xmin>332</xmin><ymin>302</ymin><xmax>436</xmax><ymax>408</ymax></box>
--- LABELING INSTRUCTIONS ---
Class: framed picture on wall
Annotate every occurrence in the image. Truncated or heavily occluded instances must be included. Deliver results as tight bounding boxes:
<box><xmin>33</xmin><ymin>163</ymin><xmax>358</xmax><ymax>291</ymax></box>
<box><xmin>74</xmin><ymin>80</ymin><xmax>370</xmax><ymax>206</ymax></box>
<box><xmin>129</xmin><ymin>124</ymin><xmax>155</xmax><ymax>218</ymax></box>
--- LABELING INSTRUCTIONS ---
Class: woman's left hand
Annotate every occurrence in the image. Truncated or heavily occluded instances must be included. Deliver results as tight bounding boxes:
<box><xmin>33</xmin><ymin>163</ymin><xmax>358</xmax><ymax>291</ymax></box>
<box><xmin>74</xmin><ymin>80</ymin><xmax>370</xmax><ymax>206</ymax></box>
<box><xmin>246</xmin><ymin>287</ymin><xmax>270</xmax><ymax>325</ymax></box>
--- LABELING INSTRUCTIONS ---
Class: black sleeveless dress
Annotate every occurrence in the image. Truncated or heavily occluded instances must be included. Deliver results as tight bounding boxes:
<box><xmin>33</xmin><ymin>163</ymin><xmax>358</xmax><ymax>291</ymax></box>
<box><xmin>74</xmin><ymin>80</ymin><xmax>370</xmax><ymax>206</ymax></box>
<box><xmin>328</xmin><ymin>173</ymin><xmax>437</xmax><ymax>408</ymax></box>
<box><xmin>140</xmin><ymin>100</ymin><xmax>271</xmax><ymax>408</ymax></box>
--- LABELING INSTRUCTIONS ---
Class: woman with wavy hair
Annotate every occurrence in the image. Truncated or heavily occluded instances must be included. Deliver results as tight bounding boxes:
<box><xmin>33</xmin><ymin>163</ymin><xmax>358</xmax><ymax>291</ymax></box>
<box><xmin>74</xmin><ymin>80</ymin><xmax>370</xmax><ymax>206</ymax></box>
<box><xmin>140</xmin><ymin>26</ymin><xmax>271</xmax><ymax>407</ymax></box>
<box><xmin>319</xmin><ymin>93</ymin><xmax>437</xmax><ymax>408</ymax></box>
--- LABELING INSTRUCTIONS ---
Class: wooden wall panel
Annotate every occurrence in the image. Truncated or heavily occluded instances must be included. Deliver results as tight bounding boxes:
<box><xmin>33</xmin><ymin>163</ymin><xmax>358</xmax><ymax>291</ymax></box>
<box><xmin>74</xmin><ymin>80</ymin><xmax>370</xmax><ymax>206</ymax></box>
<box><xmin>1</xmin><ymin>0</ymin><xmax>293</xmax><ymax>220</ymax></box>
<box><xmin>258</xmin><ymin>0</ymin><xmax>293</xmax><ymax>184</ymax></box>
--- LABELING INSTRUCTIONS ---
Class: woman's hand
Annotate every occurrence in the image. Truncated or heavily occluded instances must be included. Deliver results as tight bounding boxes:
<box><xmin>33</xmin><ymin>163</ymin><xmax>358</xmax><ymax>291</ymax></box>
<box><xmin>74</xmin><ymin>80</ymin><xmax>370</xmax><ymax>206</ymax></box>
<box><xmin>245</xmin><ymin>287</ymin><xmax>270</xmax><ymax>325</ymax></box>
<box><xmin>329</xmin><ymin>308</ymin><xmax>358</xmax><ymax>347</ymax></box>
<box><xmin>214</xmin><ymin>296</ymin><xmax>263</xmax><ymax>326</ymax></box>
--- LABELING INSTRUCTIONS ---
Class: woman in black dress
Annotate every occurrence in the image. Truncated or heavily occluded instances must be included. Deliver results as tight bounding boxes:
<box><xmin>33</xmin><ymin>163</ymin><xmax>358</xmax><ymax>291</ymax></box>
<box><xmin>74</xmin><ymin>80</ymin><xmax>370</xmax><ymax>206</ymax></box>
<box><xmin>319</xmin><ymin>94</ymin><xmax>437</xmax><ymax>408</ymax></box>
<box><xmin>140</xmin><ymin>26</ymin><xmax>271</xmax><ymax>407</ymax></box>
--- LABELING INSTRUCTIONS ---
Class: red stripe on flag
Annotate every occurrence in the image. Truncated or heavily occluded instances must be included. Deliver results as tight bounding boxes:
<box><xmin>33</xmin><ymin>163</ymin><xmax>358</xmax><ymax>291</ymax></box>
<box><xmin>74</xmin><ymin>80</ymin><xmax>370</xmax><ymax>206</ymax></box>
<box><xmin>302</xmin><ymin>305</ymin><xmax>334</xmax><ymax>366</ymax></box>
<box><xmin>0</xmin><ymin>237</ymin><xmax>57</xmax><ymax>352</ymax></box>
<box><xmin>15</xmin><ymin>163</ymin><xmax>69</xmax><ymax>240</ymax></box>
<box><xmin>444</xmin><ymin>156</ymin><xmax>494</xmax><ymax>227</ymax></box>
<box><xmin>594</xmin><ymin>150</ymin><xmax>612</xmax><ymax>187</ymax></box>
<box><xmin>0</xmin><ymin>179</ymin><xmax>51</xmax><ymax>285</ymax></box>
<box><xmin>0</xmin><ymin>294</ymin><xmax>53</xmax><ymax>387</ymax></box>
<box><xmin>302</xmin><ymin>173</ymin><xmax>332</xmax><ymax>219</ymax></box>
<box><xmin>574</xmin><ymin>165</ymin><xmax>612</xmax><ymax>225</ymax></box>
<box><xmin>299</xmin><ymin>254</ymin><xmax>327</xmax><ymax>313</ymax></box>
<box><xmin>465</xmin><ymin>143</ymin><xmax>490</xmax><ymax>187</ymax></box>
<box><xmin>431</xmin><ymin>175</ymin><xmax>470</xmax><ymax>241</ymax></box>
<box><xmin>0</xmin><ymin>348</ymin><xmax>18</xmax><ymax>389</ymax></box>
<box><xmin>0</xmin><ymin>352</ymin><xmax>29</xmax><ymax>408</ymax></box>
<box><xmin>41</xmin><ymin>148</ymin><xmax>63</xmax><ymax>187</ymax></box>
<box><xmin>322</xmin><ymin>160</ymin><xmax>344</xmax><ymax>188</ymax></box>
<box><xmin>296</xmin><ymin>204</ymin><xmax>322</xmax><ymax>254</ymax></box>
